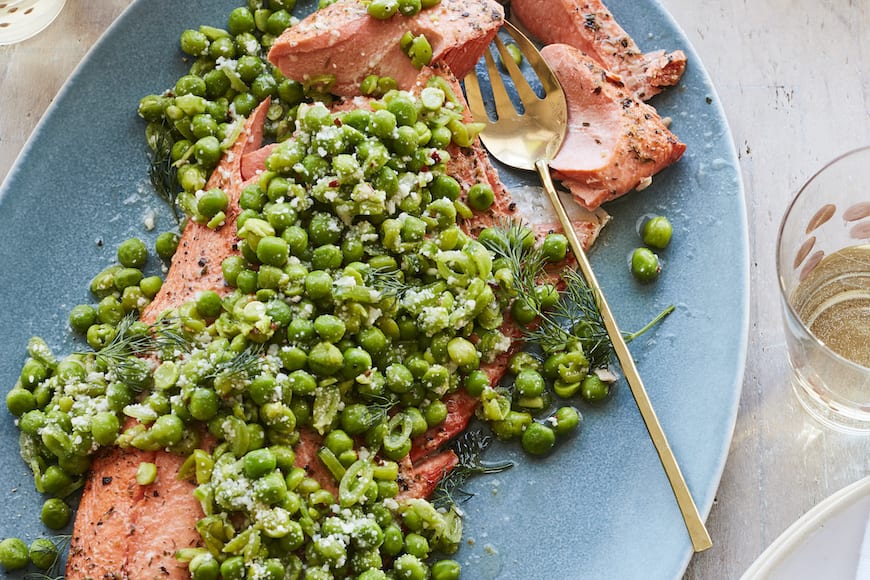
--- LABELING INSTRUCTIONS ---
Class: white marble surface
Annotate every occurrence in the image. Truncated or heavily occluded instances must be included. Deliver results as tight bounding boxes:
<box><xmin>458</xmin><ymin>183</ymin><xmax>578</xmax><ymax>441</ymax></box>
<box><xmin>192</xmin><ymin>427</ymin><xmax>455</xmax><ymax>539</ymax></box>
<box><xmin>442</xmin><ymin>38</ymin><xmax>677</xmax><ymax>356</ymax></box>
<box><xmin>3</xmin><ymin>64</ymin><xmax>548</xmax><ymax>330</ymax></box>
<box><xmin>1</xmin><ymin>1</ymin><xmax>869</xmax><ymax>579</ymax></box>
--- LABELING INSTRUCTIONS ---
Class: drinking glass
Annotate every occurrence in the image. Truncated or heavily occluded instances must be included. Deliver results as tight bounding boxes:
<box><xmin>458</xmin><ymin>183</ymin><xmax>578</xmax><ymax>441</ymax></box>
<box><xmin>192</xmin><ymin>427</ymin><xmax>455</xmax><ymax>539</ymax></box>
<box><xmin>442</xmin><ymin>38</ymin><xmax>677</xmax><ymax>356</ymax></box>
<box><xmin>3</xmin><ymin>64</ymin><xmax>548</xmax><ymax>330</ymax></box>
<box><xmin>777</xmin><ymin>146</ymin><xmax>870</xmax><ymax>433</ymax></box>
<box><xmin>0</xmin><ymin>0</ymin><xmax>66</xmax><ymax>45</ymax></box>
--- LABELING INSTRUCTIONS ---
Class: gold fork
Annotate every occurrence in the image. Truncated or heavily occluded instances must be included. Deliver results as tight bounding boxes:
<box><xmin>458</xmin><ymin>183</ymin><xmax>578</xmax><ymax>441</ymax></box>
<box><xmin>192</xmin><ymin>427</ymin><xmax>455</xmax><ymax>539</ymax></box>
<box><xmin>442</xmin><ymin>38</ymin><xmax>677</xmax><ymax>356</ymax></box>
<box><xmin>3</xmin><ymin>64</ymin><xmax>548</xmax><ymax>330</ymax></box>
<box><xmin>463</xmin><ymin>21</ymin><xmax>713</xmax><ymax>553</ymax></box>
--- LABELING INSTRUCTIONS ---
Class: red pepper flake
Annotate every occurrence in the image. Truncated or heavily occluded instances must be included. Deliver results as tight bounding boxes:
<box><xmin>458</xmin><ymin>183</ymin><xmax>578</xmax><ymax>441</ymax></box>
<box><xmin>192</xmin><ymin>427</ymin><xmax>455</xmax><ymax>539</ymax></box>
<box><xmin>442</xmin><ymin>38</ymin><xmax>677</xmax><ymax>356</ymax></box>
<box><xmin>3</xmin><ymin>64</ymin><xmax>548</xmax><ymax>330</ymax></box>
<box><xmin>431</xmin><ymin>151</ymin><xmax>441</xmax><ymax>163</ymax></box>
<box><xmin>333</xmin><ymin>118</ymin><xmax>342</xmax><ymax>126</ymax></box>
<box><xmin>329</xmin><ymin>180</ymin><xmax>339</xmax><ymax>187</ymax></box>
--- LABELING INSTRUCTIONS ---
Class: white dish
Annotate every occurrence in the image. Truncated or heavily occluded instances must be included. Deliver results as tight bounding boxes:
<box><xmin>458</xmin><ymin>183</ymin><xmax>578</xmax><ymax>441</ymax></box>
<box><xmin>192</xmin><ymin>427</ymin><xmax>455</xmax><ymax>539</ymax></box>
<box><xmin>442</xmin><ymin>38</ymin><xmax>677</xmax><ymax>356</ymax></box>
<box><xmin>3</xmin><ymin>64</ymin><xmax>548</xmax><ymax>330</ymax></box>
<box><xmin>741</xmin><ymin>476</ymin><xmax>870</xmax><ymax>579</ymax></box>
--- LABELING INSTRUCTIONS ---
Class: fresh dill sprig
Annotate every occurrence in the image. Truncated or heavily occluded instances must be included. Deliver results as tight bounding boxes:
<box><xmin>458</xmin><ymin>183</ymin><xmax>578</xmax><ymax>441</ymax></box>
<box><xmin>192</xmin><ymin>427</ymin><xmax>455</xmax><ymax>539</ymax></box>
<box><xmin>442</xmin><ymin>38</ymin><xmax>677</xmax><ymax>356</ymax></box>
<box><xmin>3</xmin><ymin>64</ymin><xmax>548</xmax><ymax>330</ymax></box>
<box><xmin>365</xmin><ymin>266</ymin><xmax>413</xmax><ymax>300</ymax></box>
<box><xmin>432</xmin><ymin>430</ymin><xmax>513</xmax><ymax>509</ymax></box>
<box><xmin>364</xmin><ymin>394</ymin><xmax>398</xmax><ymax>426</ymax></box>
<box><xmin>522</xmin><ymin>268</ymin><xmax>614</xmax><ymax>368</ymax></box>
<box><xmin>478</xmin><ymin>217</ymin><xmax>545</xmax><ymax>299</ymax></box>
<box><xmin>206</xmin><ymin>343</ymin><xmax>265</xmax><ymax>381</ymax></box>
<box><xmin>146</xmin><ymin>120</ymin><xmax>180</xmax><ymax>222</ymax></box>
<box><xmin>80</xmin><ymin>315</ymin><xmax>190</xmax><ymax>390</ymax></box>
<box><xmin>480</xmin><ymin>219</ymin><xmax>614</xmax><ymax>365</ymax></box>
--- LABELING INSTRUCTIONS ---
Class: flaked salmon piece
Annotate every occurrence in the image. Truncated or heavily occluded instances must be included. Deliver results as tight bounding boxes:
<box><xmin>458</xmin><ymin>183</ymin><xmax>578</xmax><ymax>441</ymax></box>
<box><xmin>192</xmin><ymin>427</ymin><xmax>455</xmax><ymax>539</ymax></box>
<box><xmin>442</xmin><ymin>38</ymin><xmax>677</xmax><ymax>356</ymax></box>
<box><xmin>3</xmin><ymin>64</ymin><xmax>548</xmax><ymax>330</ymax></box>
<box><xmin>140</xmin><ymin>99</ymin><xmax>272</xmax><ymax>324</ymax></box>
<box><xmin>397</xmin><ymin>449</ymin><xmax>460</xmax><ymax>501</ymax></box>
<box><xmin>122</xmin><ymin>451</ymin><xmax>204</xmax><ymax>578</ymax></box>
<box><xmin>410</xmin><ymin>390</ymin><xmax>479</xmax><ymax>463</ymax></box>
<box><xmin>240</xmin><ymin>142</ymin><xmax>277</xmax><ymax>182</ymax></box>
<box><xmin>67</xmin><ymin>448</ymin><xmax>156</xmax><ymax>579</ymax></box>
<box><xmin>268</xmin><ymin>0</ymin><xmax>504</xmax><ymax>96</ymax></box>
<box><xmin>511</xmin><ymin>0</ymin><xmax>687</xmax><ymax>101</ymax></box>
<box><xmin>542</xmin><ymin>43</ymin><xmax>686</xmax><ymax>211</ymax></box>
<box><xmin>294</xmin><ymin>427</ymin><xmax>340</xmax><ymax>497</ymax></box>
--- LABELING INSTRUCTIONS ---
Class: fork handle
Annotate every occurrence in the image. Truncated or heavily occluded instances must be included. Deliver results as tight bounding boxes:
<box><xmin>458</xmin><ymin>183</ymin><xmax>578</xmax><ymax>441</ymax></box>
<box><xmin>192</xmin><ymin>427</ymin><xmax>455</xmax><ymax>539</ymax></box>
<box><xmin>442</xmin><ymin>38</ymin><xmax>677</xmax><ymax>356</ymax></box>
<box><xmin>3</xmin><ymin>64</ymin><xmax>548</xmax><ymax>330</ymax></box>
<box><xmin>535</xmin><ymin>160</ymin><xmax>713</xmax><ymax>553</ymax></box>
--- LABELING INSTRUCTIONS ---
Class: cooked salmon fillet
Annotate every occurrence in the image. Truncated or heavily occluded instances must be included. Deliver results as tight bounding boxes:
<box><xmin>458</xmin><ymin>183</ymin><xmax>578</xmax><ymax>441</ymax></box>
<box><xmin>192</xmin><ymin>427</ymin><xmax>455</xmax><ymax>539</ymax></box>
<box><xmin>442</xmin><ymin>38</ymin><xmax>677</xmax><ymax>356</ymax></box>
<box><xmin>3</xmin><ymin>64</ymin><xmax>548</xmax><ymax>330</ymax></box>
<box><xmin>511</xmin><ymin>0</ymin><xmax>687</xmax><ymax>101</ymax></box>
<box><xmin>68</xmin><ymin>46</ymin><xmax>611</xmax><ymax>575</ymax></box>
<box><xmin>268</xmin><ymin>0</ymin><xmax>504</xmax><ymax>96</ymax></box>
<box><xmin>541</xmin><ymin>43</ymin><xmax>686</xmax><ymax>211</ymax></box>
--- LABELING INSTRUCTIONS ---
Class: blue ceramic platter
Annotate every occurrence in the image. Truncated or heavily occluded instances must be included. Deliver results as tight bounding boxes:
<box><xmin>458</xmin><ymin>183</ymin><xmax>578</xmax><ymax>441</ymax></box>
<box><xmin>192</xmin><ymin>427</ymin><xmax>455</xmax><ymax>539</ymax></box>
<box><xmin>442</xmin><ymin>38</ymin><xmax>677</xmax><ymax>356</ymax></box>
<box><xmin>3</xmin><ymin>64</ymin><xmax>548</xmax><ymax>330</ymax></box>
<box><xmin>0</xmin><ymin>1</ymin><xmax>747</xmax><ymax>578</ymax></box>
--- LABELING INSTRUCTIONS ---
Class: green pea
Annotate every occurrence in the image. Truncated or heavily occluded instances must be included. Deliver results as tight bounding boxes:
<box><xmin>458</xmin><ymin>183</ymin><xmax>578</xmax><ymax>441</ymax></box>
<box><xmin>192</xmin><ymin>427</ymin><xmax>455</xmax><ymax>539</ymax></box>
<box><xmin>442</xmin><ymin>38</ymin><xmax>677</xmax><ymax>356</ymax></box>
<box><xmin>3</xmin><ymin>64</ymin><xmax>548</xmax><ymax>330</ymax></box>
<box><xmin>630</xmin><ymin>247</ymin><xmax>661</xmax><ymax>282</ymax></box>
<box><xmin>194</xmin><ymin>136</ymin><xmax>222</xmax><ymax>168</ymax></box>
<box><xmin>244</xmin><ymin>447</ymin><xmax>277</xmax><ymax>479</ymax></box>
<box><xmin>264</xmin><ymin>202</ymin><xmax>297</xmax><ymax>231</ymax></box>
<box><xmin>581</xmin><ymin>374</ymin><xmax>611</xmax><ymax>402</ymax></box>
<box><xmin>287</xmin><ymin>318</ymin><xmax>315</xmax><ymax>344</ymax></box>
<box><xmin>19</xmin><ymin>357</ymin><xmax>47</xmax><ymax>388</ymax></box>
<box><xmin>256</xmin><ymin>236</ymin><xmax>290</xmax><ymax>267</ymax></box>
<box><xmin>150</xmin><ymin>414</ymin><xmax>185</xmax><ymax>447</ymax></box>
<box><xmin>114</xmin><ymin>267</ymin><xmax>143</xmax><ymax>291</ymax></box>
<box><xmin>467</xmin><ymin>182</ymin><xmax>495</xmax><ymax>211</ymax></box>
<box><xmin>339</xmin><ymin>403</ymin><xmax>371</xmax><ymax>436</ymax></box>
<box><xmin>92</xmin><ymin>411</ymin><xmax>120</xmax><ymax>445</ymax></box>
<box><xmin>41</xmin><ymin>498</ymin><xmax>71</xmax><ymax>529</ymax></box>
<box><xmin>409</xmin><ymin>34</ymin><xmax>432</xmax><ymax>68</ymax></box>
<box><xmin>208</xmin><ymin>35</ymin><xmax>236</xmax><ymax>59</ymax></box>
<box><xmin>447</xmin><ymin>337</ymin><xmax>479</xmax><ymax>369</ymax></box>
<box><xmin>195</xmin><ymin>290</ymin><xmax>223</xmax><ymax>318</ymax></box>
<box><xmin>432</xmin><ymin>559</ymin><xmax>461</xmax><ymax>580</ymax></box>
<box><xmin>515</xmin><ymin>369</ymin><xmax>545</xmax><ymax>397</ymax></box>
<box><xmin>191</xmin><ymin>113</ymin><xmax>218</xmax><ymax>139</ymax></box>
<box><xmin>266</xmin><ymin>9</ymin><xmax>293</xmax><ymax>35</ymax></box>
<box><xmin>29</xmin><ymin>537</ymin><xmax>59</xmax><ymax>570</ymax></box>
<box><xmin>522</xmin><ymin>422</ymin><xmax>557</xmax><ymax>456</ymax></box>
<box><xmin>511</xmin><ymin>297</ymin><xmax>537</xmax><ymax>325</ymax></box>
<box><xmin>430</xmin><ymin>174</ymin><xmax>461</xmax><ymax>201</ymax></box>
<box><xmin>642</xmin><ymin>215</ymin><xmax>673</xmax><ymax>249</ymax></box>
<box><xmin>189</xmin><ymin>388</ymin><xmax>220</xmax><ymax>421</ymax></box>
<box><xmin>381</xmin><ymin>523</ymin><xmax>404</xmax><ymax>556</ymax></box>
<box><xmin>393</xmin><ymin>553</ymin><xmax>428</xmax><ymax>580</ymax></box>
<box><xmin>155</xmin><ymin>231</ymin><xmax>180</xmax><ymax>260</ymax></box>
<box><xmin>358</xmin><ymin>327</ymin><xmax>387</xmax><ymax>355</ymax></box>
<box><xmin>236</xmin><ymin>269</ymin><xmax>258</xmax><ymax>294</ymax></box>
<box><xmin>175</xmin><ymin>74</ymin><xmax>207</xmax><ymax>97</ymax></box>
<box><xmin>232</xmin><ymin>92</ymin><xmax>258</xmax><ymax>117</ymax></box>
<box><xmin>69</xmin><ymin>304</ymin><xmax>97</xmax><ymax>334</ymax></box>
<box><xmin>542</xmin><ymin>233</ymin><xmax>569</xmax><ymax>262</ymax></box>
<box><xmin>386</xmin><ymin>363</ymin><xmax>414</xmax><ymax>394</ymax></box>
<box><xmin>314</xmin><ymin>314</ymin><xmax>346</xmax><ymax>343</ymax></box>
<box><xmin>228</xmin><ymin>6</ymin><xmax>255</xmax><ymax>34</ymax></box>
<box><xmin>180</xmin><ymin>28</ymin><xmax>209</xmax><ymax>56</ymax></box>
<box><xmin>282</xmin><ymin>225</ymin><xmax>309</xmax><ymax>257</ymax></box>
<box><xmin>308</xmin><ymin>342</ymin><xmax>344</xmax><ymax>376</ymax></box>
<box><xmin>370</xmin><ymin>109</ymin><xmax>397</xmax><ymax>140</ymax></box>
<box><xmin>97</xmin><ymin>295</ymin><xmax>125</xmax><ymax>325</ymax></box>
<box><xmin>304</xmin><ymin>270</ymin><xmax>333</xmax><ymax>300</ymax></box>
<box><xmin>0</xmin><ymin>537</ymin><xmax>29</xmax><ymax>571</ymax></box>
<box><xmin>6</xmin><ymin>387</ymin><xmax>35</xmax><ymax>417</ymax></box>
<box><xmin>220</xmin><ymin>555</ymin><xmax>246</xmax><ymax>580</ymax></box>
<box><xmin>278</xmin><ymin>79</ymin><xmax>305</xmax><ymax>106</ymax></box>
<box><xmin>117</xmin><ymin>237</ymin><xmax>148</xmax><ymax>268</ymax></box>
<box><xmin>367</xmin><ymin>0</ymin><xmax>399</xmax><ymax>18</ymax></box>
<box><xmin>552</xmin><ymin>406</ymin><xmax>582</xmax><ymax>435</ymax></box>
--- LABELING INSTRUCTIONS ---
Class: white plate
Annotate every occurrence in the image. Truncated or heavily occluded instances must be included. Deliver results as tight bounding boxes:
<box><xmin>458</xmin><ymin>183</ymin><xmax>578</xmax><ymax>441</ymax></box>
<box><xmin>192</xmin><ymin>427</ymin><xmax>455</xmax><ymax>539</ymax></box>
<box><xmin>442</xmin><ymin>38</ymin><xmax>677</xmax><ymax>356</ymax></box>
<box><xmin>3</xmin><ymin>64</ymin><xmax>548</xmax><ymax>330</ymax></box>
<box><xmin>741</xmin><ymin>477</ymin><xmax>870</xmax><ymax>579</ymax></box>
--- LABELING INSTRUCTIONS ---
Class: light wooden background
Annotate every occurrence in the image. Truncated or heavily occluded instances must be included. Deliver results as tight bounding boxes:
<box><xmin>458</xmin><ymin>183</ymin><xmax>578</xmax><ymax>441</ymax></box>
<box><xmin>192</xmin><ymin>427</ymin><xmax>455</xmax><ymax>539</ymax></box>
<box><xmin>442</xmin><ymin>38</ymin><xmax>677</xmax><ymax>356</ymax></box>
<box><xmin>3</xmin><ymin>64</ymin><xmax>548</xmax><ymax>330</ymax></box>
<box><xmin>1</xmin><ymin>1</ymin><xmax>869</xmax><ymax>578</ymax></box>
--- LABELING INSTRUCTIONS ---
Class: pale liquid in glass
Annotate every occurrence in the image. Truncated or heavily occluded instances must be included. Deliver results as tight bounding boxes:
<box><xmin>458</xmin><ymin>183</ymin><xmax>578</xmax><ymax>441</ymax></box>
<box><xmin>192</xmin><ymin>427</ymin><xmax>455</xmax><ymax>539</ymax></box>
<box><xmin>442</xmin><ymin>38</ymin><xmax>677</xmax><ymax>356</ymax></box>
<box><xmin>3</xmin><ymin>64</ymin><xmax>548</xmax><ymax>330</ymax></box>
<box><xmin>791</xmin><ymin>244</ymin><xmax>870</xmax><ymax>368</ymax></box>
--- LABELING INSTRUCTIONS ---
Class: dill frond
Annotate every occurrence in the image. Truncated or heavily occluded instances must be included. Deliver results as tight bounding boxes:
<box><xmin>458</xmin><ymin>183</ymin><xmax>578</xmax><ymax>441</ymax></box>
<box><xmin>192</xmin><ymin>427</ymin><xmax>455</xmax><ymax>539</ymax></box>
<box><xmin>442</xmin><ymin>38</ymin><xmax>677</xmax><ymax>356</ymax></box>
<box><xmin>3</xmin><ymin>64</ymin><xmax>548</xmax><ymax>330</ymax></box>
<box><xmin>79</xmin><ymin>315</ymin><xmax>191</xmax><ymax>391</ymax></box>
<box><xmin>205</xmin><ymin>343</ymin><xmax>265</xmax><ymax>381</ymax></box>
<box><xmin>366</xmin><ymin>266</ymin><xmax>413</xmax><ymax>300</ymax></box>
<box><xmin>432</xmin><ymin>430</ymin><xmax>513</xmax><ymax>509</ymax></box>
<box><xmin>146</xmin><ymin>120</ymin><xmax>181</xmax><ymax>222</ymax></box>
